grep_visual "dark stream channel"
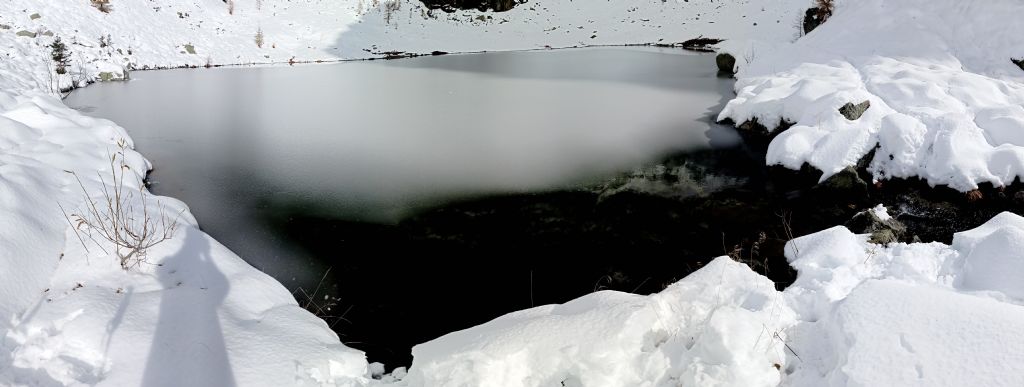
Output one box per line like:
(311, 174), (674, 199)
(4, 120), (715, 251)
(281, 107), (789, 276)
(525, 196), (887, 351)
(65, 47), (1017, 369)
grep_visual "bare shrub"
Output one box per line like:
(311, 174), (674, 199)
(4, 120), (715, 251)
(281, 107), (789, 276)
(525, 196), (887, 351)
(777, 210), (798, 258)
(292, 268), (351, 328)
(227, 0), (235, 15)
(254, 27), (264, 48)
(60, 140), (182, 270)
(91, 0), (112, 13)
(815, 0), (835, 13)
(383, 0), (401, 25)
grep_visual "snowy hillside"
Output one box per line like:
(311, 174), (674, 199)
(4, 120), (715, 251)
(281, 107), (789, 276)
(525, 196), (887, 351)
(0, 0), (806, 92)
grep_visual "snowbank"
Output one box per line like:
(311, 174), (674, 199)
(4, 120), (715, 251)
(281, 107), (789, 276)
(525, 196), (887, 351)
(718, 0), (1024, 191)
(0, 89), (368, 385)
(406, 257), (793, 387)
(402, 211), (1024, 386)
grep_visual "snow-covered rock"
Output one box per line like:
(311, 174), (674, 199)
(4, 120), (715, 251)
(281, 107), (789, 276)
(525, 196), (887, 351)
(718, 0), (1024, 191)
(951, 212), (1024, 300)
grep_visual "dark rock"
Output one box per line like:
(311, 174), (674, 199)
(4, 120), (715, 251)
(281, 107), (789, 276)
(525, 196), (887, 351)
(680, 37), (723, 52)
(0, 24), (10, 30)
(803, 6), (831, 35)
(420, 0), (525, 12)
(816, 166), (869, 195)
(839, 100), (871, 120)
(716, 53), (736, 75)
(728, 118), (794, 147)
(845, 206), (907, 245)
(431, 51), (449, 56)
(1014, 191), (1024, 205)
(1013, 58), (1024, 72)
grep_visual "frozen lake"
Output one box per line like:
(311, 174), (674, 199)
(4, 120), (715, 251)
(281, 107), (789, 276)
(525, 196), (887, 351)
(69, 47), (735, 221)
(67, 47), (740, 367)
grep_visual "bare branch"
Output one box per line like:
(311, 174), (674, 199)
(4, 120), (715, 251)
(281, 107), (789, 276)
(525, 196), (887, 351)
(59, 144), (180, 269)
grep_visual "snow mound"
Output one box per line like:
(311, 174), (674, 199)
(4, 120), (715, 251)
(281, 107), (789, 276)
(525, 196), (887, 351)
(718, 0), (1024, 190)
(406, 257), (795, 387)
(951, 212), (1024, 299)
(789, 279), (1024, 387)
(0, 89), (369, 386)
(400, 212), (1024, 387)
(781, 211), (1024, 387)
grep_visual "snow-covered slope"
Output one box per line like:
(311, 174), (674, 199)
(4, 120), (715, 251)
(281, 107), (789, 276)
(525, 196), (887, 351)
(718, 0), (1024, 191)
(0, 0), (807, 94)
(404, 212), (1024, 387)
(0, 91), (369, 385)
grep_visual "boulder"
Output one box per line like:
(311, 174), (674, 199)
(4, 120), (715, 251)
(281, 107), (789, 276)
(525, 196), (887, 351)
(845, 206), (907, 245)
(15, 30), (36, 38)
(29, 13), (41, 20)
(716, 53), (736, 75)
(816, 166), (868, 195)
(839, 100), (871, 120)
(802, 7), (831, 34)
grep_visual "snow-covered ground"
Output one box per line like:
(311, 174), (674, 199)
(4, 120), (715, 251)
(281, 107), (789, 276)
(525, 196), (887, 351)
(718, 0), (1024, 191)
(401, 211), (1024, 387)
(0, 0), (806, 94)
(3, 0), (1024, 386)
(0, 80), (368, 385)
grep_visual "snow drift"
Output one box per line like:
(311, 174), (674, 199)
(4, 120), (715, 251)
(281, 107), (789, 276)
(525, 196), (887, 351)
(0, 89), (368, 385)
(718, 0), (1024, 191)
(403, 211), (1024, 387)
